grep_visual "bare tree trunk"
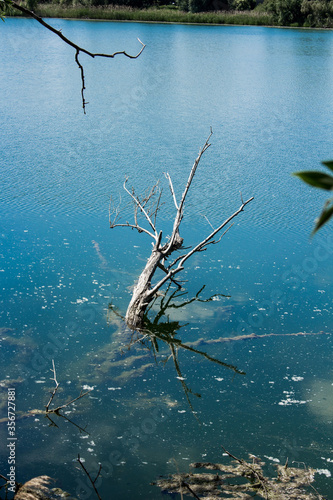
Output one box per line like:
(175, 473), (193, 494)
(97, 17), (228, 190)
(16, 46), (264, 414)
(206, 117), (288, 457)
(125, 245), (163, 329)
(110, 130), (254, 331)
(125, 230), (184, 329)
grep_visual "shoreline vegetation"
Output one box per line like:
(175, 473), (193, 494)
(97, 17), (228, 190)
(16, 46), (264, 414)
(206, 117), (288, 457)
(6, 0), (333, 28)
(13, 4), (276, 25)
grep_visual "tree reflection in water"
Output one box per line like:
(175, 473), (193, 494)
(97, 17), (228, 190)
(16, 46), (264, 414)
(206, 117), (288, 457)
(109, 283), (245, 417)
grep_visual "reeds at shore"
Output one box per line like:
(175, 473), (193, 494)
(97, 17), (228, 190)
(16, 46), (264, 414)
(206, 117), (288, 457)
(21, 4), (276, 26)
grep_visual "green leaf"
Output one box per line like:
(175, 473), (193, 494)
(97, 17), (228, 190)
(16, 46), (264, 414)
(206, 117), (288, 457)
(0, 0), (13, 17)
(294, 171), (333, 190)
(313, 202), (333, 235)
(322, 160), (333, 172)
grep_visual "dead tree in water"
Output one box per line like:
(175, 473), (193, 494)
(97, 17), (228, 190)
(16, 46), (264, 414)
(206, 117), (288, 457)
(110, 130), (254, 330)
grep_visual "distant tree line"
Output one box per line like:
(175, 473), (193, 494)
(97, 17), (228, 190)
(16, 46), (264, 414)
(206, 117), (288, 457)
(261, 0), (333, 27)
(7, 0), (333, 26)
(182, 0), (333, 25)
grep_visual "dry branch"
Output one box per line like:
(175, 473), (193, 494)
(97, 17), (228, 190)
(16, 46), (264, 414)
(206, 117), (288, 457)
(123, 177), (159, 239)
(77, 455), (102, 500)
(9, 1), (145, 113)
(0, 472), (20, 498)
(27, 360), (91, 434)
(109, 179), (162, 240)
(164, 129), (213, 256)
(44, 359), (59, 413)
(45, 359), (91, 415)
(146, 194), (253, 303)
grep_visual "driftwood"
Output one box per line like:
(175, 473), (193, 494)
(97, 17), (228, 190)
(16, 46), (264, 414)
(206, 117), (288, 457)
(13, 476), (76, 499)
(154, 448), (324, 500)
(110, 130), (253, 330)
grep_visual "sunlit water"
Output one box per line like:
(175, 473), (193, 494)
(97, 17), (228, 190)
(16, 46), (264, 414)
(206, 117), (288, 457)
(1, 19), (333, 499)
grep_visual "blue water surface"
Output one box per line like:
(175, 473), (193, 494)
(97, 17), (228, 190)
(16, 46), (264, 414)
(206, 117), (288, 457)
(1, 19), (333, 499)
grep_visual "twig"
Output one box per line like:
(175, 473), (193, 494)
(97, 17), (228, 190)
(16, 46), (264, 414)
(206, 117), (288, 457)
(75, 49), (88, 112)
(169, 343), (201, 423)
(45, 359), (59, 412)
(164, 128), (213, 255)
(77, 454), (102, 500)
(178, 196), (253, 266)
(110, 130), (254, 331)
(170, 459), (184, 500)
(45, 360), (91, 415)
(49, 390), (91, 415)
(221, 446), (269, 499)
(164, 172), (179, 210)
(123, 177), (158, 239)
(0, 472), (20, 495)
(157, 262), (183, 289)
(181, 481), (201, 500)
(44, 412), (89, 435)
(202, 214), (214, 230)
(110, 179), (166, 242)
(175, 341), (245, 375)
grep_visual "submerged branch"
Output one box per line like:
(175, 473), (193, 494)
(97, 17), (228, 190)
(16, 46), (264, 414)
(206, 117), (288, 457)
(29, 360), (92, 434)
(169, 342), (201, 421)
(45, 359), (60, 413)
(45, 359), (91, 415)
(154, 450), (323, 499)
(188, 330), (332, 349)
(175, 341), (245, 375)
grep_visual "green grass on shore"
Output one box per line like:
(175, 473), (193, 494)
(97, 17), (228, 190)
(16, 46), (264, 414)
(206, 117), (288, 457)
(31, 4), (275, 26)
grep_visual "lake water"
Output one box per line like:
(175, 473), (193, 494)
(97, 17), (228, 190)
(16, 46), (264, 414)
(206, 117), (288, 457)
(1, 18), (333, 499)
